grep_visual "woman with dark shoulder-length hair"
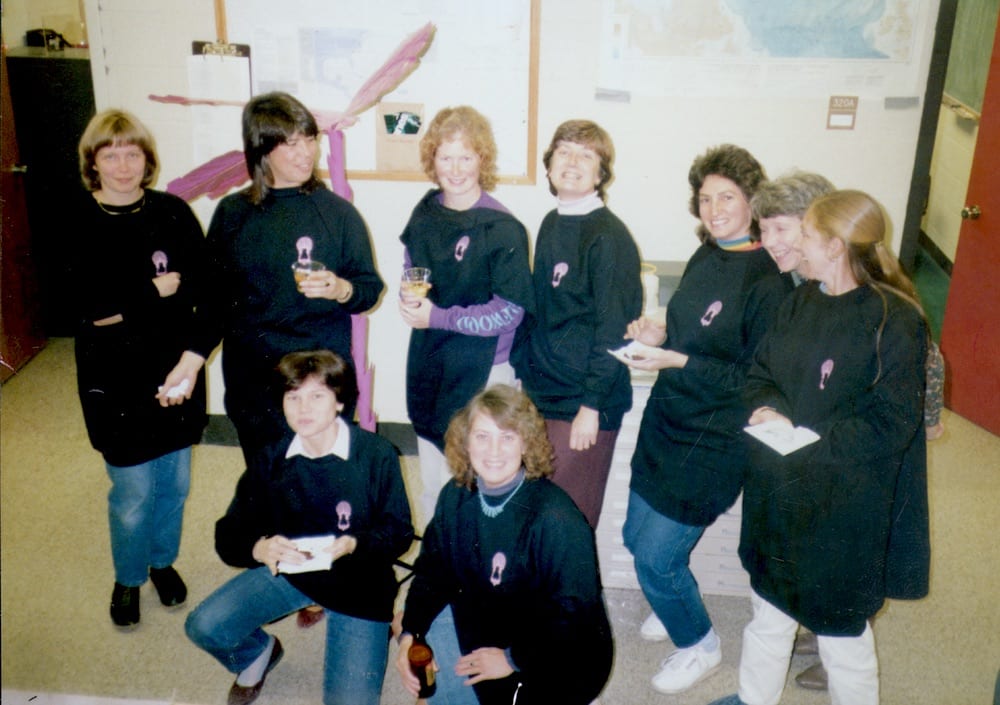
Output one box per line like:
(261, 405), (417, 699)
(619, 144), (792, 695)
(396, 384), (613, 705)
(158, 91), (384, 464)
(709, 190), (929, 705)
(71, 108), (207, 628)
(398, 105), (534, 527)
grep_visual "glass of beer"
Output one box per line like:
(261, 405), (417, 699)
(292, 260), (326, 292)
(400, 267), (431, 305)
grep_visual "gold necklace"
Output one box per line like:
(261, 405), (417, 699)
(95, 192), (146, 215)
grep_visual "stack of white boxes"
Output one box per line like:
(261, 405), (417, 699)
(594, 372), (750, 596)
(594, 259), (750, 598)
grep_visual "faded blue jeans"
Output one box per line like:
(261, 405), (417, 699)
(424, 605), (479, 704)
(106, 446), (190, 586)
(623, 490), (712, 648)
(185, 566), (390, 705)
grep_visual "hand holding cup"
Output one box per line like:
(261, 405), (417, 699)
(400, 267), (432, 308)
(292, 260), (327, 292)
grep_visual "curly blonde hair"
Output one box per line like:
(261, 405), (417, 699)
(444, 385), (553, 489)
(419, 106), (499, 191)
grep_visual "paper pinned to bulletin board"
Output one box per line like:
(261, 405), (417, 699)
(219, 0), (539, 184)
(187, 42), (252, 164)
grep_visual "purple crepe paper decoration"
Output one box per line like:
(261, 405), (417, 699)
(158, 22), (435, 202)
(327, 129), (375, 432)
(166, 150), (247, 202)
(155, 22), (435, 432)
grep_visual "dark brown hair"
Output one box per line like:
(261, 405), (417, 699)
(688, 144), (766, 243)
(277, 350), (358, 410)
(542, 120), (615, 201)
(242, 92), (322, 204)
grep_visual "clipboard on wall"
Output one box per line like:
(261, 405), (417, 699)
(187, 40), (252, 164)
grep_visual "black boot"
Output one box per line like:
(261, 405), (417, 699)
(149, 565), (187, 607)
(110, 583), (140, 628)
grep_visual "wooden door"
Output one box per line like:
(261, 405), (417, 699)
(1, 49), (47, 382)
(940, 20), (1000, 436)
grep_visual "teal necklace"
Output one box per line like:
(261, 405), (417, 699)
(478, 473), (526, 518)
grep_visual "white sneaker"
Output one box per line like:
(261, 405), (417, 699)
(651, 645), (722, 694)
(639, 613), (669, 642)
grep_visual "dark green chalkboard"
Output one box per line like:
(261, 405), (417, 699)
(943, 0), (1000, 113)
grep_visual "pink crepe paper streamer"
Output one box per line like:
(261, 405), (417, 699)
(166, 150), (247, 201)
(155, 23), (436, 429)
(153, 22), (434, 203)
(327, 128), (374, 432)
(326, 128), (353, 202)
(351, 314), (377, 432)
(330, 22), (436, 130)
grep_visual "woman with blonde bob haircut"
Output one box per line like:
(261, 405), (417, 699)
(400, 106), (534, 526)
(397, 384), (613, 705)
(78, 109), (159, 191)
(711, 190), (929, 705)
(70, 108), (206, 629)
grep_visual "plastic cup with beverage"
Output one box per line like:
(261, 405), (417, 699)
(400, 267), (431, 306)
(292, 260), (326, 292)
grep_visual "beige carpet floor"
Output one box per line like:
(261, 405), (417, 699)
(2, 338), (998, 704)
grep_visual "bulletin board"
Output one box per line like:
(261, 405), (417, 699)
(943, 0), (1000, 115)
(214, 0), (539, 184)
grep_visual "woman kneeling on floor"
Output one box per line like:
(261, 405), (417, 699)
(185, 350), (414, 705)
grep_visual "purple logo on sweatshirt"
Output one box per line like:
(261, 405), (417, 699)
(336, 500), (352, 531)
(489, 552), (507, 586)
(551, 262), (569, 287)
(700, 300), (723, 326)
(819, 359), (834, 390)
(296, 236), (315, 263)
(455, 235), (470, 261)
(151, 250), (169, 276)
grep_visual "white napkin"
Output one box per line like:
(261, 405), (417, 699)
(277, 535), (335, 574)
(744, 420), (820, 456)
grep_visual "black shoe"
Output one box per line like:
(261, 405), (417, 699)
(228, 638), (284, 705)
(149, 565), (187, 607)
(110, 583), (140, 628)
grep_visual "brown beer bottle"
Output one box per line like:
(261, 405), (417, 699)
(408, 635), (437, 698)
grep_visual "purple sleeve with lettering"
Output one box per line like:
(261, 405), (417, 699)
(429, 295), (524, 336)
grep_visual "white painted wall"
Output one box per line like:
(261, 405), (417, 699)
(79, 0), (942, 423)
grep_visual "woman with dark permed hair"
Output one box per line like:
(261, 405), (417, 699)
(619, 144), (792, 695)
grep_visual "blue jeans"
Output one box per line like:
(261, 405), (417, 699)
(185, 566), (389, 705)
(106, 447), (191, 586)
(623, 490), (712, 648)
(425, 606), (479, 704)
